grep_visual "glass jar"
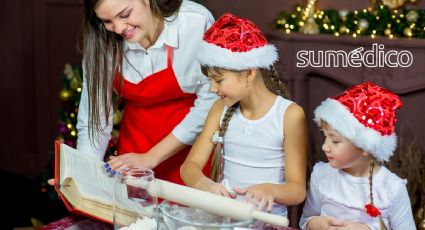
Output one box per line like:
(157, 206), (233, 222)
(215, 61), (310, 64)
(113, 167), (159, 230)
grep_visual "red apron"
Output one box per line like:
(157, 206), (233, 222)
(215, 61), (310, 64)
(113, 46), (209, 185)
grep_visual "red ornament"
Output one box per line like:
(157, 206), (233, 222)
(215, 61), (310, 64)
(365, 203), (381, 217)
(333, 82), (402, 136)
(203, 13), (269, 53)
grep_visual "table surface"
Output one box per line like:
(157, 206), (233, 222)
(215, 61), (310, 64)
(41, 215), (299, 230)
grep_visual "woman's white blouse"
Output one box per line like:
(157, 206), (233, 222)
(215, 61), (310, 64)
(76, 0), (217, 159)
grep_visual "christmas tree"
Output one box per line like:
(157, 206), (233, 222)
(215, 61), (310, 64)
(57, 63), (121, 156)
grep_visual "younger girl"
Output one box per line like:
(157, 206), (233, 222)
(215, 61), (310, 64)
(180, 13), (307, 216)
(300, 82), (415, 230)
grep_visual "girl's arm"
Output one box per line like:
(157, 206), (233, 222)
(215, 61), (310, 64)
(180, 100), (233, 197)
(275, 103), (308, 205)
(299, 164), (323, 230)
(388, 185), (416, 230)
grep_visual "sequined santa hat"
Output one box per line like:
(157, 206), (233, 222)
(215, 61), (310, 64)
(314, 82), (403, 161)
(197, 13), (278, 70)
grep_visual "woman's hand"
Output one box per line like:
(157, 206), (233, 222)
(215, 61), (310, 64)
(106, 153), (159, 173)
(233, 184), (275, 212)
(48, 153), (158, 185)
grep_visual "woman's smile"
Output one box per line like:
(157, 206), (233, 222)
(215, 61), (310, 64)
(122, 26), (136, 39)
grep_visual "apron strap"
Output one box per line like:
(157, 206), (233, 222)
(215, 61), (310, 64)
(167, 46), (172, 67)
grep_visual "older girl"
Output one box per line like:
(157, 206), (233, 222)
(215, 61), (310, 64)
(180, 13), (307, 215)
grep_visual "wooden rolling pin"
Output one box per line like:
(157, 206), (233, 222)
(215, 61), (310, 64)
(145, 179), (289, 227)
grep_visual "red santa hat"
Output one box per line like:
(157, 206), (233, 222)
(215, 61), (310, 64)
(314, 82), (403, 161)
(197, 13), (278, 70)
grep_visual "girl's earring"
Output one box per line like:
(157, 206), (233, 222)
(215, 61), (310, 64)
(245, 79), (250, 88)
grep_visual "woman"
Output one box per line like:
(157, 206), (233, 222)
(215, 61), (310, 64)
(77, 0), (216, 184)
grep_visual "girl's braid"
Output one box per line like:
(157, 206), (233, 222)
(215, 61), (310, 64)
(210, 103), (238, 182)
(268, 65), (287, 98)
(369, 160), (388, 230)
(369, 160), (375, 206)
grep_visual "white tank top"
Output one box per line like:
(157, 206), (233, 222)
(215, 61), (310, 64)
(219, 96), (293, 215)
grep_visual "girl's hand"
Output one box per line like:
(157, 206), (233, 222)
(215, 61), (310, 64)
(233, 184), (275, 212)
(106, 153), (159, 173)
(327, 219), (371, 230)
(196, 177), (236, 199)
(307, 216), (370, 230)
(307, 216), (342, 230)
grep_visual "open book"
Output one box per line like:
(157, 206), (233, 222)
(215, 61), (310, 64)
(54, 141), (152, 225)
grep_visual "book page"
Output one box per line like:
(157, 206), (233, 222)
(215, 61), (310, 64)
(60, 144), (116, 205)
(59, 144), (153, 217)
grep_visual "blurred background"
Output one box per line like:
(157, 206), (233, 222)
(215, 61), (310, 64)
(1, 0), (425, 229)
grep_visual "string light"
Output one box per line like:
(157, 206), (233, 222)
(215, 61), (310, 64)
(273, 3), (425, 39)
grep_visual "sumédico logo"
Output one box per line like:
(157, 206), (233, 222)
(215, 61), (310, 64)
(296, 43), (413, 68)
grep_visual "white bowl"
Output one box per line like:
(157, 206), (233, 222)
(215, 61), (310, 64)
(159, 201), (252, 230)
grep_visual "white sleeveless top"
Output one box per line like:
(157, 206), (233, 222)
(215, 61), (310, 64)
(219, 96), (293, 215)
